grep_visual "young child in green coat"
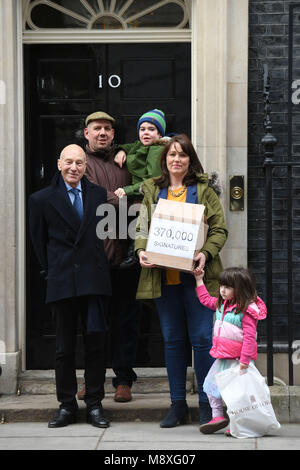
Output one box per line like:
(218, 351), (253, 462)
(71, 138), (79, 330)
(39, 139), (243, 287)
(114, 109), (168, 199)
(114, 109), (168, 268)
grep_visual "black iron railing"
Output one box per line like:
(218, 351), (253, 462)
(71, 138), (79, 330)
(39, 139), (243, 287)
(262, 64), (298, 386)
(262, 64), (276, 386)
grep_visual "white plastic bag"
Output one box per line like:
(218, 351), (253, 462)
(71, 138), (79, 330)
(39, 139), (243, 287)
(215, 362), (281, 438)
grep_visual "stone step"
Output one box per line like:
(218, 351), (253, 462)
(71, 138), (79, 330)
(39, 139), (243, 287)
(0, 387), (298, 424)
(0, 393), (198, 424)
(1, 368), (299, 424)
(17, 368), (195, 395)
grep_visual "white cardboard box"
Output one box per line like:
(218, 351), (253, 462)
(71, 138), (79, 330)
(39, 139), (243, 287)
(145, 198), (208, 272)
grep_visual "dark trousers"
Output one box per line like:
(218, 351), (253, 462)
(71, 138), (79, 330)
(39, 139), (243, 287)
(109, 266), (140, 388)
(52, 296), (107, 411)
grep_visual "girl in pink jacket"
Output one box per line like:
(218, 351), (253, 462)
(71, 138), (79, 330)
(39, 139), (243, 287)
(194, 266), (267, 435)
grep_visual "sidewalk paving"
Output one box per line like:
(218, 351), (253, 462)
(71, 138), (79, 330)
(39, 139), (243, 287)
(1, 374), (300, 453)
(0, 421), (299, 451)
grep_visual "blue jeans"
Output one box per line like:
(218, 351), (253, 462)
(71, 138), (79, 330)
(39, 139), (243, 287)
(155, 282), (214, 403)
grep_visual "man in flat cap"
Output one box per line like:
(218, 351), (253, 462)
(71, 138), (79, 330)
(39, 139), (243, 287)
(77, 111), (139, 403)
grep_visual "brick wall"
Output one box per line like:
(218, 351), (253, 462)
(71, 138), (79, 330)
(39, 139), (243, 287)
(248, 0), (300, 345)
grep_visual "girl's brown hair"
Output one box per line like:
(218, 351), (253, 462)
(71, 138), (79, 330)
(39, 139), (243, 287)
(154, 134), (204, 188)
(216, 267), (257, 314)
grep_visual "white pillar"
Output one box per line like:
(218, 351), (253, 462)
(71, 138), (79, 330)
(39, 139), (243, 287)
(0, 0), (23, 393)
(191, 0), (249, 267)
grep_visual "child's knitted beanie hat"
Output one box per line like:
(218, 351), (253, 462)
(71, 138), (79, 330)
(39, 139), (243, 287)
(137, 109), (166, 137)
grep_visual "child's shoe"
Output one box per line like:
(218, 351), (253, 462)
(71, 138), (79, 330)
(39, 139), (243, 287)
(199, 416), (229, 434)
(119, 240), (138, 270)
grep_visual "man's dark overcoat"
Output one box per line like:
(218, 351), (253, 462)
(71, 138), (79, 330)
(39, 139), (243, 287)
(28, 173), (111, 303)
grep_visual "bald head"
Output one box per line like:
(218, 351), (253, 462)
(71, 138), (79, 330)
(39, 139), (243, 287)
(58, 144), (86, 188)
(59, 144), (86, 161)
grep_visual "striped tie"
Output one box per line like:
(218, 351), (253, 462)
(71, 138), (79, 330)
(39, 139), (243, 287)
(70, 188), (83, 220)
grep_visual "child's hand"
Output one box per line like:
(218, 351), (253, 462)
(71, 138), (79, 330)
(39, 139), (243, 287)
(114, 188), (126, 198)
(239, 362), (249, 374)
(114, 150), (127, 168)
(193, 266), (205, 286)
(193, 252), (206, 286)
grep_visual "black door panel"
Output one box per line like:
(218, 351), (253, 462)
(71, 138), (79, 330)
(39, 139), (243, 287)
(25, 42), (191, 369)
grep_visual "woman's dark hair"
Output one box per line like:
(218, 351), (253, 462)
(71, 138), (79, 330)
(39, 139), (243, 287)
(216, 267), (257, 314)
(154, 134), (204, 188)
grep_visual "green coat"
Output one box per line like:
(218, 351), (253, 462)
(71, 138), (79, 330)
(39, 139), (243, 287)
(134, 175), (228, 299)
(117, 140), (165, 198)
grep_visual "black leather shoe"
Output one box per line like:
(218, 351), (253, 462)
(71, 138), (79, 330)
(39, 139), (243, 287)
(48, 408), (77, 428)
(160, 400), (191, 428)
(87, 406), (110, 428)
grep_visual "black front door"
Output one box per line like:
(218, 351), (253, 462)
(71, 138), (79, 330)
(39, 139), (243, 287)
(25, 42), (191, 369)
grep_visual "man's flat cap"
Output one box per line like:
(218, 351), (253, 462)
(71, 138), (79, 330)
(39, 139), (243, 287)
(85, 111), (115, 126)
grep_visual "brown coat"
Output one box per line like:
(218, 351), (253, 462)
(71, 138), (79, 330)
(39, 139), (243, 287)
(85, 145), (131, 266)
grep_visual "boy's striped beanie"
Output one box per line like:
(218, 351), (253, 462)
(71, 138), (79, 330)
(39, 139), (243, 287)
(137, 109), (166, 137)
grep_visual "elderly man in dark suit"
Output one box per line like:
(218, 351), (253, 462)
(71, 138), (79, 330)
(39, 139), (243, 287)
(28, 144), (111, 428)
